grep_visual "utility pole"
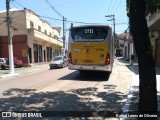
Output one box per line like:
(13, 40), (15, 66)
(105, 15), (117, 58)
(63, 16), (66, 56)
(6, 0), (14, 74)
(105, 15), (115, 40)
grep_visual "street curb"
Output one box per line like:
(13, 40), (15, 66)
(1, 73), (20, 78)
(119, 65), (138, 120)
(120, 65), (160, 119)
(0, 67), (49, 79)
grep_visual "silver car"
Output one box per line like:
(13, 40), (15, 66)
(49, 56), (68, 69)
(0, 58), (9, 70)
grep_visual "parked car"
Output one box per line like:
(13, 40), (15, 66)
(0, 58), (9, 70)
(13, 57), (23, 68)
(49, 56), (68, 69)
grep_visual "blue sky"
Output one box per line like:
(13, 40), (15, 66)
(0, 0), (128, 37)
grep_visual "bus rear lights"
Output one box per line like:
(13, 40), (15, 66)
(68, 52), (72, 63)
(105, 52), (110, 64)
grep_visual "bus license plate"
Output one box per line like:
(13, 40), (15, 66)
(84, 60), (92, 63)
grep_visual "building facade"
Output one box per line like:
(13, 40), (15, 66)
(147, 9), (160, 65)
(117, 33), (127, 58)
(0, 8), (63, 65)
(122, 9), (160, 65)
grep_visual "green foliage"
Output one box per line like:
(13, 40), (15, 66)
(146, 0), (160, 14)
(126, 0), (130, 17)
(126, 0), (160, 16)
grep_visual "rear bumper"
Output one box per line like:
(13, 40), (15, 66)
(49, 63), (63, 68)
(0, 64), (9, 68)
(68, 63), (112, 72)
(15, 63), (23, 67)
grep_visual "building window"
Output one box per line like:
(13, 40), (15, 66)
(45, 30), (47, 35)
(54, 35), (58, 40)
(38, 25), (41, 31)
(49, 32), (51, 37)
(30, 21), (34, 28)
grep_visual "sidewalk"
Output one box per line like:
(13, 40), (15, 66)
(119, 58), (160, 120)
(0, 63), (49, 78)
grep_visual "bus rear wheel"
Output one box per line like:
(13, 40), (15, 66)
(1, 65), (6, 70)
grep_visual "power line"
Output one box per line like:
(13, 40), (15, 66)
(40, 15), (128, 25)
(106, 0), (113, 16)
(117, 10), (127, 21)
(108, 0), (117, 14)
(113, 0), (123, 14)
(18, 0), (40, 12)
(54, 0), (81, 7)
(44, 0), (63, 18)
(6, 0), (128, 33)
(11, 1), (18, 8)
(40, 15), (63, 21)
(39, 15), (97, 24)
(44, 0), (65, 52)
(12, 0), (26, 8)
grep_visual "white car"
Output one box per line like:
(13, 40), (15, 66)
(0, 58), (9, 70)
(49, 56), (68, 69)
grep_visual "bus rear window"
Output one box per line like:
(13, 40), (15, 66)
(71, 26), (109, 42)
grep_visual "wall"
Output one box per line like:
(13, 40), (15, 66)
(0, 9), (27, 36)
(0, 35), (28, 64)
(26, 9), (61, 42)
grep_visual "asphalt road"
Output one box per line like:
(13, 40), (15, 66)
(0, 60), (132, 119)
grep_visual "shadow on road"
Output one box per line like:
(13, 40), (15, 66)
(0, 85), (128, 119)
(58, 71), (110, 81)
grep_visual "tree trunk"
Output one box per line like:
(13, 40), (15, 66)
(129, 0), (157, 119)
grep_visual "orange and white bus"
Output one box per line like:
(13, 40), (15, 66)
(68, 24), (114, 74)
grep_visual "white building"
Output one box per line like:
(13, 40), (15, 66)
(147, 9), (160, 65)
(0, 8), (63, 65)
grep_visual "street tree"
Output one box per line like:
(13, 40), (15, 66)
(126, 0), (160, 119)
